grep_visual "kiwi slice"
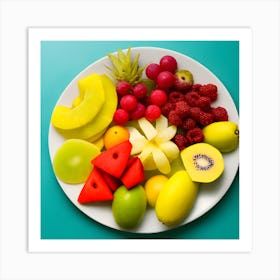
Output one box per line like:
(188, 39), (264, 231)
(180, 143), (224, 183)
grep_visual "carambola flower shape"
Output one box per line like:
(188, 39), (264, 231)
(126, 115), (179, 174)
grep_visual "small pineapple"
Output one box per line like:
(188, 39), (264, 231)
(105, 47), (145, 86)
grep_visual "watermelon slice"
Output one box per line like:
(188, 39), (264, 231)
(78, 167), (113, 203)
(98, 169), (121, 192)
(121, 157), (145, 189)
(92, 141), (132, 178)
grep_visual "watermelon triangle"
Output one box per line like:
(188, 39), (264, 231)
(78, 167), (113, 203)
(92, 141), (132, 178)
(121, 157), (145, 189)
(98, 168), (121, 192)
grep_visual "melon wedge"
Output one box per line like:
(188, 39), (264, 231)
(51, 73), (105, 130)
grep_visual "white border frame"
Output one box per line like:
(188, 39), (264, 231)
(28, 27), (252, 253)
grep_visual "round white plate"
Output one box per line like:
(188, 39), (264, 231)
(48, 47), (239, 233)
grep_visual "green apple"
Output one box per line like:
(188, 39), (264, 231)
(52, 139), (100, 184)
(112, 185), (147, 229)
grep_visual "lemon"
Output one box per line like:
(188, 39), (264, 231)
(144, 175), (168, 207)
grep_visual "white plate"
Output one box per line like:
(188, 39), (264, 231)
(48, 47), (239, 233)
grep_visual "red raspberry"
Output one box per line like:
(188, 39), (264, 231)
(113, 109), (129, 125)
(186, 127), (204, 145)
(168, 110), (182, 126)
(181, 118), (197, 131)
(175, 101), (190, 118)
(189, 107), (201, 121)
(185, 91), (200, 107)
(150, 89), (168, 107)
(145, 105), (161, 121)
(172, 134), (188, 150)
(191, 84), (202, 92)
(211, 106), (229, 121)
(199, 111), (214, 126)
(199, 84), (218, 102)
(168, 91), (185, 103)
(161, 102), (176, 117)
(196, 96), (211, 111)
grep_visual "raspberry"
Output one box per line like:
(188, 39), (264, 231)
(189, 107), (201, 121)
(186, 127), (204, 145)
(168, 110), (182, 126)
(168, 91), (185, 103)
(150, 89), (168, 107)
(181, 118), (197, 131)
(211, 106), (229, 121)
(120, 95), (138, 112)
(199, 111), (214, 126)
(185, 91), (200, 107)
(196, 96), (211, 111)
(145, 104), (161, 121)
(113, 109), (129, 125)
(130, 102), (146, 120)
(175, 101), (190, 118)
(161, 102), (176, 117)
(172, 134), (188, 150)
(199, 84), (218, 102)
(191, 84), (202, 92)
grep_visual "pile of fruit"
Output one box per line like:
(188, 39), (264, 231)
(51, 48), (239, 230)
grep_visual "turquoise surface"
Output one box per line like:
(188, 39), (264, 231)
(41, 41), (239, 239)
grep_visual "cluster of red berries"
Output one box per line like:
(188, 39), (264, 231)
(162, 83), (229, 150)
(112, 54), (229, 152)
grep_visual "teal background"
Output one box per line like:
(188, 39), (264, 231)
(41, 41), (239, 239)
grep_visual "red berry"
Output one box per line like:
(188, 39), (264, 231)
(130, 102), (146, 120)
(191, 84), (202, 92)
(186, 127), (204, 145)
(189, 107), (201, 121)
(172, 134), (188, 150)
(185, 91), (200, 107)
(199, 111), (214, 126)
(160, 55), (178, 73)
(156, 71), (175, 90)
(168, 91), (185, 103)
(211, 106), (229, 121)
(132, 83), (148, 100)
(150, 89), (168, 107)
(161, 102), (176, 117)
(196, 96), (211, 111)
(145, 63), (161, 80)
(199, 84), (218, 102)
(168, 110), (182, 126)
(181, 118), (197, 131)
(120, 95), (138, 112)
(145, 105), (161, 121)
(175, 101), (190, 118)
(116, 81), (131, 96)
(113, 109), (129, 125)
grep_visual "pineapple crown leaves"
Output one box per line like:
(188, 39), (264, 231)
(105, 47), (146, 85)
